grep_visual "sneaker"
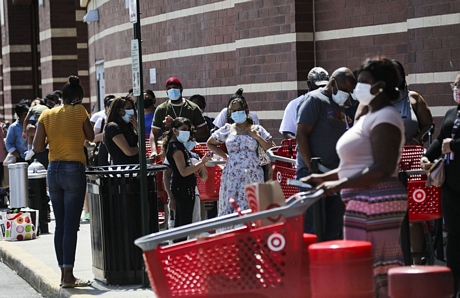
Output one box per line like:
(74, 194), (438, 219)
(81, 213), (90, 221)
(25, 150), (35, 161)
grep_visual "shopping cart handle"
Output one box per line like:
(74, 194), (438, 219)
(401, 169), (425, 175)
(134, 189), (324, 251)
(287, 179), (313, 189)
(266, 146), (296, 164)
(204, 160), (227, 167)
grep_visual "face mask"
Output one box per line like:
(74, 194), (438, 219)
(176, 130), (190, 143)
(167, 89), (181, 101)
(231, 110), (247, 124)
(144, 98), (154, 109)
(354, 82), (382, 105)
(453, 86), (460, 104)
(121, 109), (134, 123)
(332, 81), (350, 106)
(184, 140), (196, 151)
(71, 99), (82, 105)
(350, 90), (358, 101)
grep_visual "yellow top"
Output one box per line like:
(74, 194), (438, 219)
(38, 104), (88, 165)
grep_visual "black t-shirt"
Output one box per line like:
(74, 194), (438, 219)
(166, 141), (196, 189)
(104, 122), (139, 165)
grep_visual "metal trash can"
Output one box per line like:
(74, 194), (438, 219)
(86, 164), (167, 285)
(28, 160), (50, 234)
(8, 162), (29, 208)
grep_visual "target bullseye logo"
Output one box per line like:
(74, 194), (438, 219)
(267, 233), (285, 252)
(276, 171), (282, 183)
(412, 189), (426, 203)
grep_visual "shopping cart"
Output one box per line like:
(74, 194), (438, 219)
(135, 189), (324, 298)
(145, 136), (169, 229)
(398, 145), (443, 265)
(191, 143), (227, 202)
(266, 139), (298, 198)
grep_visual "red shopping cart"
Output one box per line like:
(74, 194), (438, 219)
(398, 145), (443, 265)
(267, 139), (298, 199)
(135, 189), (323, 298)
(191, 143), (227, 202)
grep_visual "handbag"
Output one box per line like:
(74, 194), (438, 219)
(257, 144), (271, 166)
(426, 158), (445, 187)
(88, 118), (105, 167)
(3, 153), (16, 165)
(4, 211), (37, 241)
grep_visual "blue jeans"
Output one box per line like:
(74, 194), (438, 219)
(296, 167), (344, 240)
(47, 161), (86, 268)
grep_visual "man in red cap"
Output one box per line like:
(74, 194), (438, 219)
(149, 77), (208, 158)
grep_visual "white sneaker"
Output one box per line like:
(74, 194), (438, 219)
(25, 150), (35, 161)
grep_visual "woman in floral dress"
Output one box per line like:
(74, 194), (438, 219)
(207, 89), (273, 216)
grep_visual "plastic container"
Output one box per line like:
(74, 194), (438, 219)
(27, 159), (49, 234)
(86, 164), (168, 285)
(388, 266), (453, 298)
(135, 190), (324, 298)
(8, 162), (29, 208)
(309, 240), (375, 298)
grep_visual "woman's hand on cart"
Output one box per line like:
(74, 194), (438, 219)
(300, 173), (327, 188)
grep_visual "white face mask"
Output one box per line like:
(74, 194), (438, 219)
(332, 80), (350, 106)
(453, 86), (460, 104)
(354, 82), (382, 105)
(121, 109), (134, 123)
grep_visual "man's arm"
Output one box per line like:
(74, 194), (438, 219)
(195, 124), (209, 139)
(149, 127), (161, 157)
(296, 123), (314, 170)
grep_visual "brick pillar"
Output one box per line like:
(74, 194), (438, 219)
(75, 1), (90, 111)
(38, 0), (78, 96)
(1, 0), (37, 121)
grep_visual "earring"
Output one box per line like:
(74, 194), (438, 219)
(379, 88), (383, 93)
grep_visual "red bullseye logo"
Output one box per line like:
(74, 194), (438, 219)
(412, 189), (426, 203)
(266, 203), (282, 223)
(267, 233), (285, 252)
(245, 186), (259, 212)
(276, 171), (282, 183)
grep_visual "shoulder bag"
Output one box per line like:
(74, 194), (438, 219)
(426, 157), (445, 187)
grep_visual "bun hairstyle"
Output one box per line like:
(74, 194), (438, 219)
(62, 75), (84, 104)
(359, 57), (401, 101)
(226, 88), (254, 124)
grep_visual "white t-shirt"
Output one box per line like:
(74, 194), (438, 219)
(94, 116), (106, 131)
(279, 94), (305, 135)
(213, 107), (259, 128)
(90, 110), (106, 124)
(336, 106), (404, 179)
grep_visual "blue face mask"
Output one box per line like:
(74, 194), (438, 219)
(167, 88), (181, 101)
(231, 110), (247, 124)
(184, 140), (196, 151)
(176, 130), (190, 143)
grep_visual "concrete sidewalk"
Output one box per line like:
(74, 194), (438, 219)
(0, 214), (156, 298)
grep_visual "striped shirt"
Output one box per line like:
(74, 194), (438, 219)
(38, 104), (88, 165)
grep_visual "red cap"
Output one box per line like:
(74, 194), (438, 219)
(165, 77), (182, 89)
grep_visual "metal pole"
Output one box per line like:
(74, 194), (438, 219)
(132, 0), (156, 288)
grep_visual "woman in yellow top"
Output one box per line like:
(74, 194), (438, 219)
(34, 76), (94, 288)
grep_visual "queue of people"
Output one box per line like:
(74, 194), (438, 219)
(4, 59), (456, 297)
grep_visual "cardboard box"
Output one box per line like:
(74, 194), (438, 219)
(244, 181), (286, 227)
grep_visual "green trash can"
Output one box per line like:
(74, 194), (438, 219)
(86, 164), (167, 285)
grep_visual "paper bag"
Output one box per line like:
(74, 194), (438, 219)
(244, 181), (286, 227)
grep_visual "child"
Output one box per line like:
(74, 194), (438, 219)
(22, 98), (49, 160)
(162, 117), (212, 241)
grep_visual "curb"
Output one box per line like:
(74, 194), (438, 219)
(0, 240), (92, 298)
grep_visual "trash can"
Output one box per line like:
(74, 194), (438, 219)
(8, 162), (29, 208)
(28, 160), (50, 234)
(86, 164), (167, 285)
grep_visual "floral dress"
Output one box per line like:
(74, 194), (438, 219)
(211, 123), (271, 216)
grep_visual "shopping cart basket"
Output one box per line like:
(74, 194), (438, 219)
(267, 139), (297, 199)
(135, 189), (324, 298)
(192, 143), (227, 202)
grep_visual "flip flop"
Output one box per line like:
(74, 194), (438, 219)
(61, 278), (92, 288)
